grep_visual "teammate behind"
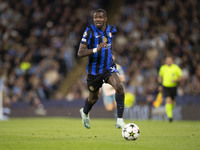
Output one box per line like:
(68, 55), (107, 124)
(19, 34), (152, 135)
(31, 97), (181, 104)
(101, 58), (125, 121)
(78, 9), (126, 129)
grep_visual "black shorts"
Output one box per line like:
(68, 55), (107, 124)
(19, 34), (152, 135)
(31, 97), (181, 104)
(163, 86), (177, 100)
(87, 68), (117, 92)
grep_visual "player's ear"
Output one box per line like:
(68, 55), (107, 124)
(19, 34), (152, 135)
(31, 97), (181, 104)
(105, 16), (107, 22)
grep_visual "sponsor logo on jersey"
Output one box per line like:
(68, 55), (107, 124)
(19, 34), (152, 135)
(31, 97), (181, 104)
(110, 66), (115, 72)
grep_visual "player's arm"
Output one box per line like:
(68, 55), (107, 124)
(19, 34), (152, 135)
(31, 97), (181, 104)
(172, 66), (183, 83)
(158, 66), (163, 85)
(158, 67), (163, 92)
(177, 76), (183, 82)
(158, 76), (162, 84)
(118, 65), (125, 83)
(172, 75), (183, 83)
(120, 75), (125, 83)
(111, 25), (118, 54)
(157, 76), (163, 92)
(78, 43), (108, 58)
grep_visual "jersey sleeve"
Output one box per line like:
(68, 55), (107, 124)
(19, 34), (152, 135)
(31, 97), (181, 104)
(112, 25), (117, 34)
(80, 27), (91, 46)
(110, 25), (117, 37)
(176, 66), (182, 77)
(112, 26), (117, 36)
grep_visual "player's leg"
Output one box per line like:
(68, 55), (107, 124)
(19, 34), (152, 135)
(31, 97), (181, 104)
(166, 87), (177, 122)
(80, 90), (99, 129)
(165, 96), (173, 122)
(172, 100), (176, 109)
(104, 101), (115, 111)
(80, 74), (103, 128)
(103, 93), (115, 111)
(103, 94), (117, 119)
(84, 90), (99, 114)
(107, 72), (125, 128)
(163, 87), (174, 122)
(172, 87), (177, 109)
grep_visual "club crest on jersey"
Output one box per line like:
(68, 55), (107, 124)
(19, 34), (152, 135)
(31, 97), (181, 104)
(103, 36), (107, 42)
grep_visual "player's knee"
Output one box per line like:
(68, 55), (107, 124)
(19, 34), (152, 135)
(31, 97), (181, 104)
(115, 83), (124, 94)
(105, 104), (114, 111)
(166, 97), (173, 104)
(106, 107), (113, 111)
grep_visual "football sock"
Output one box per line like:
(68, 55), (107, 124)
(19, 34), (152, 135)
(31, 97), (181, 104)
(116, 94), (124, 118)
(165, 103), (173, 119)
(83, 98), (95, 115)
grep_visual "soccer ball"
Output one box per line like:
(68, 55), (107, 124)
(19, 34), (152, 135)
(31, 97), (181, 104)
(122, 123), (140, 141)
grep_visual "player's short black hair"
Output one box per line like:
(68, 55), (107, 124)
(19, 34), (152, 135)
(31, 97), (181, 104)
(94, 8), (107, 17)
(166, 55), (174, 60)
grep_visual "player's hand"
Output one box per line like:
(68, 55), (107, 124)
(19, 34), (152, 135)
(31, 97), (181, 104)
(172, 79), (177, 83)
(97, 42), (108, 51)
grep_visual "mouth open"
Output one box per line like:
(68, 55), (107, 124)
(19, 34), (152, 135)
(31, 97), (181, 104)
(95, 22), (102, 26)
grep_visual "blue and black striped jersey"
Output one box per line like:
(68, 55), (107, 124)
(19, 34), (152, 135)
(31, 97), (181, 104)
(80, 24), (117, 75)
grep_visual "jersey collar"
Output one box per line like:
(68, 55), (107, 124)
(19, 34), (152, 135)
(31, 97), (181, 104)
(93, 24), (108, 33)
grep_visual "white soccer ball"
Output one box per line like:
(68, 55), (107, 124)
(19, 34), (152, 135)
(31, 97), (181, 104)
(122, 123), (140, 141)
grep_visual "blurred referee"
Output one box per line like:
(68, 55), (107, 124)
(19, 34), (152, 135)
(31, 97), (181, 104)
(158, 56), (183, 122)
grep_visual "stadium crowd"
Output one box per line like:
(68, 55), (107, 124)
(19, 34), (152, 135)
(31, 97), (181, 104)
(66, 0), (200, 101)
(0, 0), (106, 108)
(0, 0), (200, 106)
(113, 0), (200, 99)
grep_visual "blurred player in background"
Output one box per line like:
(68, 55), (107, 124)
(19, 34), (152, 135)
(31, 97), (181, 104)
(158, 56), (183, 122)
(78, 9), (126, 129)
(101, 56), (125, 121)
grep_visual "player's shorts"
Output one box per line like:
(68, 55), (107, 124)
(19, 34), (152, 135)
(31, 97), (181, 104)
(102, 92), (115, 105)
(162, 86), (177, 100)
(87, 66), (118, 92)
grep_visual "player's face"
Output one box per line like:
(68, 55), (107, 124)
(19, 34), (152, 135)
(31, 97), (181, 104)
(93, 12), (107, 29)
(166, 57), (173, 66)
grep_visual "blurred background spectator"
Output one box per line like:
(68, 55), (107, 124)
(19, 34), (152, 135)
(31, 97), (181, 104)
(0, 0), (200, 109)
(0, 0), (106, 113)
(65, 0), (200, 102)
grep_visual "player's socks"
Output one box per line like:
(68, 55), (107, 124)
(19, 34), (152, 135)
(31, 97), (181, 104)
(83, 98), (95, 115)
(165, 103), (173, 120)
(115, 94), (124, 118)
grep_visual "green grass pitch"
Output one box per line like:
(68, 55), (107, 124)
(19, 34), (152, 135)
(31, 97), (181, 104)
(0, 118), (200, 150)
